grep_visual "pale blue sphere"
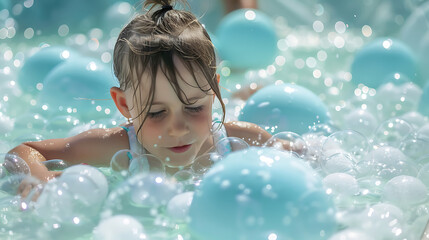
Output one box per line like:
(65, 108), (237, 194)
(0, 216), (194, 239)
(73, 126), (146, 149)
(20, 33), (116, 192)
(216, 9), (278, 70)
(38, 57), (118, 120)
(189, 147), (337, 240)
(351, 38), (421, 88)
(238, 83), (331, 134)
(18, 46), (79, 94)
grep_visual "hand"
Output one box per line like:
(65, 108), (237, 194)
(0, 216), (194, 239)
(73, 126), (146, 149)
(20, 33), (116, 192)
(18, 171), (62, 202)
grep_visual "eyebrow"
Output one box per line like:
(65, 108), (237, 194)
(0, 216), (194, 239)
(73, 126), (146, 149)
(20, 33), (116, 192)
(151, 94), (208, 106)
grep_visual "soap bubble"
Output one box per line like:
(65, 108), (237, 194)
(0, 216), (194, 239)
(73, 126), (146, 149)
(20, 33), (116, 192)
(329, 229), (374, 240)
(215, 137), (249, 157)
(2, 153), (30, 175)
(322, 130), (369, 163)
(307, 124), (338, 136)
(373, 118), (413, 147)
(102, 173), (182, 221)
(399, 111), (427, 130)
(417, 163), (429, 189)
(111, 149), (134, 174)
(368, 146), (418, 180)
(399, 137), (429, 160)
(190, 152), (222, 176)
(93, 215), (147, 240)
(42, 159), (69, 171)
(263, 131), (308, 158)
(321, 153), (356, 175)
(382, 175), (427, 208)
(344, 109), (378, 137)
(348, 203), (405, 240)
(323, 173), (359, 197)
(128, 154), (165, 177)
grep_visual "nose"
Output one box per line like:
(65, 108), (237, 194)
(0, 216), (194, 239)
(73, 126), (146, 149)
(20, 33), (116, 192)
(167, 113), (190, 138)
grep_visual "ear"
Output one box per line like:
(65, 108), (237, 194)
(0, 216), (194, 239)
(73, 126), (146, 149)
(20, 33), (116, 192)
(110, 87), (132, 118)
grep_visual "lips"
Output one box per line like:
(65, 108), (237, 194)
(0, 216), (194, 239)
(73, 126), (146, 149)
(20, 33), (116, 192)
(169, 144), (192, 153)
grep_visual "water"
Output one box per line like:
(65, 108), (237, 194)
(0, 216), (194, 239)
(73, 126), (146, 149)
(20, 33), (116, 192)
(1, 0), (429, 239)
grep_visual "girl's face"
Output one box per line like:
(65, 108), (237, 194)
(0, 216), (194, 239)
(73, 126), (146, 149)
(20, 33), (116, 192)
(125, 56), (214, 168)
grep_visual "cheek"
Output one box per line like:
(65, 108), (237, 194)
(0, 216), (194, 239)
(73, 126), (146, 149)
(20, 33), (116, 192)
(137, 120), (163, 145)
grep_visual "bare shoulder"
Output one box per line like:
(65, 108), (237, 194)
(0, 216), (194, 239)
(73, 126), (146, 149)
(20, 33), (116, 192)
(223, 121), (272, 146)
(24, 127), (130, 166)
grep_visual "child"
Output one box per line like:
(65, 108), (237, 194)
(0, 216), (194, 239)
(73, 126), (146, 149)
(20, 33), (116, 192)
(7, 0), (291, 193)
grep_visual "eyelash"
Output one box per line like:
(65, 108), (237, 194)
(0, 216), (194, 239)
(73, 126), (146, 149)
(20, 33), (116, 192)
(147, 106), (204, 119)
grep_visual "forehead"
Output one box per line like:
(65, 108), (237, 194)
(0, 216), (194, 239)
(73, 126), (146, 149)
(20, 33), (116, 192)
(135, 55), (211, 102)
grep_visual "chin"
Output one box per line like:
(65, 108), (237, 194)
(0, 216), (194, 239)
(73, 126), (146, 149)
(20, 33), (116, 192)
(163, 153), (197, 168)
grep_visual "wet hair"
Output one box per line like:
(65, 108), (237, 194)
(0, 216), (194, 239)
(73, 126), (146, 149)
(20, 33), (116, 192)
(113, 0), (225, 135)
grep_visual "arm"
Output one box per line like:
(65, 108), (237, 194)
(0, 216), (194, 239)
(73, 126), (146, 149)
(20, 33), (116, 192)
(6, 127), (130, 182)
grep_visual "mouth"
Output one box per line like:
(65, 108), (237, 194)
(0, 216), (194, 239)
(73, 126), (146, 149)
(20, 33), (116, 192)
(168, 144), (192, 153)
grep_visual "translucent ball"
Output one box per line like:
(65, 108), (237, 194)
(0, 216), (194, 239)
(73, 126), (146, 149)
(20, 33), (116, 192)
(189, 147), (336, 240)
(368, 146), (418, 180)
(351, 203), (404, 240)
(399, 137), (429, 160)
(215, 137), (249, 157)
(351, 38), (421, 89)
(263, 131), (308, 158)
(102, 173), (182, 221)
(373, 118), (413, 147)
(17, 46), (78, 94)
(190, 152), (222, 176)
(344, 109), (378, 137)
(323, 173), (359, 197)
(322, 130), (369, 162)
(399, 111), (427, 129)
(322, 153), (356, 175)
(0, 114), (14, 135)
(417, 163), (429, 188)
(216, 9), (278, 69)
(239, 83), (331, 135)
(14, 113), (47, 131)
(166, 191), (194, 223)
(2, 153), (30, 175)
(93, 215), (146, 240)
(37, 57), (118, 121)
(128, 154), (165, 177)
(60, 165), (109, 205)
(42, 159), (69, 171)
(382, 175), (427, 207)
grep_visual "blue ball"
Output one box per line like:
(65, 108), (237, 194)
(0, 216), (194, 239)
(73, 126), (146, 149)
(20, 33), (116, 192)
(38, 57), (118, 121)
(238, 83), (331, 134)
(216, 9), (278, 70)
(351, 38), (421, 88)
(189, 147), (337, 240)
(18, 46), (79, 94)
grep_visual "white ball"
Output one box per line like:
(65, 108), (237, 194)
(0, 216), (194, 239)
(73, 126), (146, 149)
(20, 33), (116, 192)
(382, 175), (428, 207)
(166, 191), (194, 222)
(323, 173), (359, 196)
(329, 229), (374, 240)
(344, 109), (378, 137)
(61, 165), (108, 202)
(93, 215), (146, 240)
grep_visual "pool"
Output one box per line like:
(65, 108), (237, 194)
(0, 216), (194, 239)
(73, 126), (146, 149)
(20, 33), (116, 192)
(1, 0), (429, 239)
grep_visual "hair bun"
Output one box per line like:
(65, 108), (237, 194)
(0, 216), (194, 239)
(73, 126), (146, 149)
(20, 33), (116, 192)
(143, 0), (174, 11)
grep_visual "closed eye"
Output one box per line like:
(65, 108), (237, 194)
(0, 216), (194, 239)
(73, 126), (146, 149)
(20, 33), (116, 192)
(186, 106), (204, 113)
(147, 110), (165, 119)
